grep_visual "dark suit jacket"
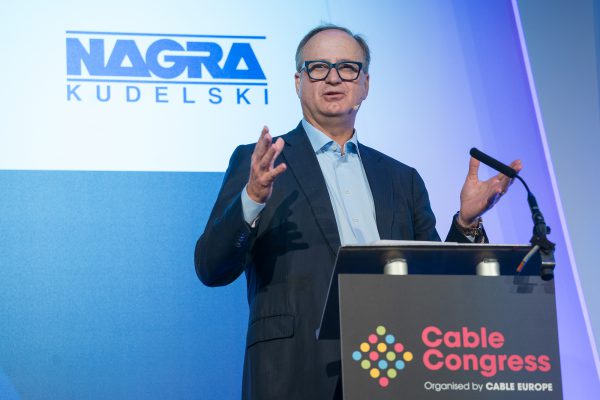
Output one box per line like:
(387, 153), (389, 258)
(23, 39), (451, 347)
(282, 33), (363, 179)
(195, 122), (470, 399)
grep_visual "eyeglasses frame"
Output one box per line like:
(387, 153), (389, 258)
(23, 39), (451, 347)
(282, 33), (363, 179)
(300, 60), (364, 82)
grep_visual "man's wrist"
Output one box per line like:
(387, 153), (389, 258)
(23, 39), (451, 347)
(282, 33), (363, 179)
(457, 211), (479, 228)
(241, 185), (266, 226)
(454, 211), (483, 238)
(246, 184), (264, 204)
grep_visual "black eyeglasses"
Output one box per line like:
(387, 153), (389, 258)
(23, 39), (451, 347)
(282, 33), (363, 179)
(300, 60), (363, 81)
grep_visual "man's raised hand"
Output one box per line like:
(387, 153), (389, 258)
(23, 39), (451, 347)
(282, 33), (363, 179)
(458, 157), (523, 227)
(246, 126), (287, 204)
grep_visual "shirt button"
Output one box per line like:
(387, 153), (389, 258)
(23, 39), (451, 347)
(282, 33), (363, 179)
(345, 190), (350, 195)
(353, 218), (359, 223)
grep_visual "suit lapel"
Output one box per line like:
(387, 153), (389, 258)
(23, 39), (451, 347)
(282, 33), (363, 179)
(359, 144), (394, 240)
(281, 123), (340, 255)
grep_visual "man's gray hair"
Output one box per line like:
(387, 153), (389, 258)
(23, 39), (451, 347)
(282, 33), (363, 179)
(295, 24), (371, 73)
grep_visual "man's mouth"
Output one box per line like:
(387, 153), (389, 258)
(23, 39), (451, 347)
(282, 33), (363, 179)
(322, 91), (345, 100)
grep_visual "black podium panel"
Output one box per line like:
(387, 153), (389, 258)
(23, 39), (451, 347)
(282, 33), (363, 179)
(318, 243), (539, 340)
(339, 275), (562, 400)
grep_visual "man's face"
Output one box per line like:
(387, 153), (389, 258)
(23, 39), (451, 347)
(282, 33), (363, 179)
(295, 29), (369, 127)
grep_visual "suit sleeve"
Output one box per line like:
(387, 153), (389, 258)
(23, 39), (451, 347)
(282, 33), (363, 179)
(410, 168), (442, 241)
(194, 145), (256, 287)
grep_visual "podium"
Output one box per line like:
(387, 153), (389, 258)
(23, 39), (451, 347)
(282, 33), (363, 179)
(317, 242), (563, 399)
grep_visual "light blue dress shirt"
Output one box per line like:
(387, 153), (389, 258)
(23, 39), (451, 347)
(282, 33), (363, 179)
(241, 120), (380, 245)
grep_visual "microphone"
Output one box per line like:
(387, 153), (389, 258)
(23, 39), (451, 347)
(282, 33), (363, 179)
(468, 148), (556, 280)
(470, 148), (517, 178)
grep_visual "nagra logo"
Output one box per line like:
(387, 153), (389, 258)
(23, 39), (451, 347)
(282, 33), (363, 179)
(65, 31), (269, 105)
(421, 326), (551, 377)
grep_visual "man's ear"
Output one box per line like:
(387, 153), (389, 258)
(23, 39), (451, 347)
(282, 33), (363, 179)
(294, 72), (301, 97)
(362, 72), (370, 100)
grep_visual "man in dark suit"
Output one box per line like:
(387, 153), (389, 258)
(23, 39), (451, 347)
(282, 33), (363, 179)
(195, 25), (521, 399)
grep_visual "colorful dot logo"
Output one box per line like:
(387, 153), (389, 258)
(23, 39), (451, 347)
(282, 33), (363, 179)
(351, 325), (413, 388)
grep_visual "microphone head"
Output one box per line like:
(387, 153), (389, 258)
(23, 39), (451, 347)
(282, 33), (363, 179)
(469, 147), (517, 178)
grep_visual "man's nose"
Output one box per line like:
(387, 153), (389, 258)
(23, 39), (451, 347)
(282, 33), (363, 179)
(325, 66), (342, 83)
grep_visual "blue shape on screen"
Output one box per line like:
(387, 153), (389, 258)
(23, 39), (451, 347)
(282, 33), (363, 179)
(0, 171), (247, 399)
(0, 370), (20, 400)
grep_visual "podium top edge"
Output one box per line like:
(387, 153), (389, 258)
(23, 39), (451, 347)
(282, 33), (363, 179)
(343, 241), (532, 248)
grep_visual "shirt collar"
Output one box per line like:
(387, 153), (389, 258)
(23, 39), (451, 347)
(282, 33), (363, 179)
(301, 119), (359, 155)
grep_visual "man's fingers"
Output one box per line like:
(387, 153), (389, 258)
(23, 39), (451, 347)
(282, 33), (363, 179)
(257, 139), (282, 169)
(495, 171), (509, 186)
(509, 159), (523, 173)
(256, 137), (285, 170)
(497, 159), (522, 179)
(266, 163), (287, 181)
(269, 138), (285, 168)
(495, 159), (522, 191)
(255, 162), (286, 187)
(257, 144), (276, 170)
(253, 126), (271, 161)
(467, 157), (480, 180)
